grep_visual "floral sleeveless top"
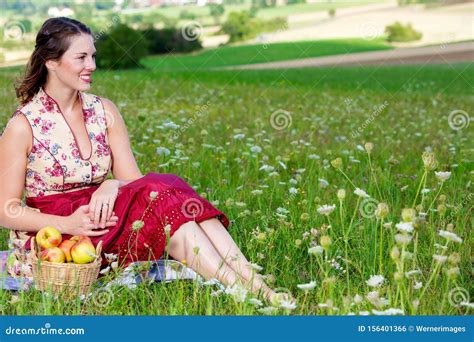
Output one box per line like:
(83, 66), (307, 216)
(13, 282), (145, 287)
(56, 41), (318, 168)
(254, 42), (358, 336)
(6, 87), (112, 282)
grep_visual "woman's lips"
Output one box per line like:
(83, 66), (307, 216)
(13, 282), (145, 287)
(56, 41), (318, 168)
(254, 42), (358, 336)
(79, 75), (92, 83)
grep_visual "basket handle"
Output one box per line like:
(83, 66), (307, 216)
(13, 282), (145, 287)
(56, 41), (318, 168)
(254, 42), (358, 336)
(95, 240), (103, 261)
(30, 237), (41, 260)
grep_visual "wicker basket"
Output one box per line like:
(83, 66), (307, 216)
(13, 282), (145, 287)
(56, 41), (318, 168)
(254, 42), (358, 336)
(31, 237), (103, 298)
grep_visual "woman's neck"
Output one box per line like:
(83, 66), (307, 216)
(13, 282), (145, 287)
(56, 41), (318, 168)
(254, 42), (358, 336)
(43, 82), (80, 116)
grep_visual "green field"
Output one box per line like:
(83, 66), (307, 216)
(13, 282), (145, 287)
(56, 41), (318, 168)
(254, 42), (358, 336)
(142, 38), (392, 70)
(0, 41), (472, 315)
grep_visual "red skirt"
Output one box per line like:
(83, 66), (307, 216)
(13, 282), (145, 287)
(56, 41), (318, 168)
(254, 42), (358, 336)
(24, 173), (230, 268)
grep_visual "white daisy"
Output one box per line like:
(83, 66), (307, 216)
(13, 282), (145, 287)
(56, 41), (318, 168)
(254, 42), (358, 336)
(297, 281), (316, 291)
(435, 171), (451, 182)
(439, 230), (463, 243)
(366, 275), (385, 287)
(354, 188), (370, 198)
(317, 204), (336, 216)
(308, 246), (324, 255)
(433, 254), (448, 263)
(395, 222), (414, 233)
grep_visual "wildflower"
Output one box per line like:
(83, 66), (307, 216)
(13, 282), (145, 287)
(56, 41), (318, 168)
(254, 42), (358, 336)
(337, 189), (346, 200)
(434, 171), (451, 182)
(364, 142), (374, 153)
(372, 308), (404, 316)
(320, 236), (332, 250)
(383, 222), (392, 229)
(224, 284), (248, 302)
(433, 254), (448, 264)
(331, 157), (343, 169)
(366, 291), (388, 308)
(150, 191), (158, 200)
(233, 133), (245, 140)
(104, 253), (118, 262)
(289, 187), (298, 195)
(99, 266), (111, 275)
(111, 261), (118, 269)
(251, 189), (264, 195)
(250, 146), (262, 153)
(164, 224), (172, 235)
(375, 203), (389, 219)
(156, 147), (171, 156)
(395, 222), (414, 233)
(405, 270), (422, 278)
(413, 281), (423, 290)
(132, 220), (145, 232)
(319, 178), (329, 188)
(300, 213), (310, 221)
(248, 298), (263, 307)
(439, 230), (463, 243)
(446, 267), (460, 279)
(354, 188), (370, 198)
(295, 239), (302, 247)
(211, 290), (223, 297)
(279, 300), (297, 310)
(359, 311), (370, 316)
(422, 151), (437, 170)
(401, 208), (416, 222)
(317, 204), (336, 216)
(308, 246), (324, 255)
(297, 281), (316, 291)
(448, 252), (461, 265)
(366, 275), (385, 287)
(395, 234), (413, 245)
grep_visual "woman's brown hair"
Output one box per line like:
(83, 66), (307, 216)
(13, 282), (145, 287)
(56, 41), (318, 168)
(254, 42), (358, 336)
(15, 17), (92, 105)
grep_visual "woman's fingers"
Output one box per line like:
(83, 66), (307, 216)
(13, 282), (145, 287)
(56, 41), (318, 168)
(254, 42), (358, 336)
(86, 229), (110, 237)
(93, 201), (102, 226)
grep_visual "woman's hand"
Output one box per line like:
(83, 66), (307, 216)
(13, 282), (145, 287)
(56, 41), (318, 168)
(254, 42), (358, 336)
(65, 205), (118, 236)
(89, 179), (120, 229)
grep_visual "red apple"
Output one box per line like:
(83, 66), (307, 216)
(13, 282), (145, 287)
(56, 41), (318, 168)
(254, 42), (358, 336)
(58, 239), (77, 263)
(40, 247), (66, 263)
(36, 226), (62, 250)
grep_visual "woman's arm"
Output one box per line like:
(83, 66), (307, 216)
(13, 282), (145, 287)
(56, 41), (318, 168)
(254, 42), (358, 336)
(0, 114), (70, 233)
(102, 98), (143, 184)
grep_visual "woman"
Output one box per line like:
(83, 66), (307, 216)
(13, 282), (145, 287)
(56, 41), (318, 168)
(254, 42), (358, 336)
(0, 17), (286, 304)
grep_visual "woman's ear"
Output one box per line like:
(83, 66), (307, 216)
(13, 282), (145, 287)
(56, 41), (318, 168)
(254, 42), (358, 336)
(45, 59), (58, 71)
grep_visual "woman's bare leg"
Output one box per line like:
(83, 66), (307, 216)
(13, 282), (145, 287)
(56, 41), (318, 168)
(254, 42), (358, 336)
(168, 221), (271, 298)
(196, 218), (277, 301)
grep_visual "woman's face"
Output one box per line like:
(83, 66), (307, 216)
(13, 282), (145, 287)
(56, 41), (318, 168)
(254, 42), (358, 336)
(46, 33), (96, 92)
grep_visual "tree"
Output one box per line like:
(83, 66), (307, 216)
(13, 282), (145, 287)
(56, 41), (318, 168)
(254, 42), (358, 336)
(209, 4), (225, 25)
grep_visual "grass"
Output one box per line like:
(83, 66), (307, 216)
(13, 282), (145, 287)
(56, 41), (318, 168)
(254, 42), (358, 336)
(0, 48), (472, 315)
(142, 38), (392, 71)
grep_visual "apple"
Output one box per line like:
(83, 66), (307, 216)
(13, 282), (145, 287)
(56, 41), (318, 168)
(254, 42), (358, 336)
(58, 239), (77, 263)
(36, 226), (62, 250)
(70, 236), (97, 264)
(40, 247), (66, 263)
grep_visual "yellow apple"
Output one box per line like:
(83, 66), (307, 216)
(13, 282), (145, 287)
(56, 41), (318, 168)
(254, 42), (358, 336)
(71, 236), (97, 264)
(40, 247), (66, 263)
(36, 226), (62, 250)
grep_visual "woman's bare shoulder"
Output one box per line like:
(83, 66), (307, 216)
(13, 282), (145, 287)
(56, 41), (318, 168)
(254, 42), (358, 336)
(1, 112), (33, 155)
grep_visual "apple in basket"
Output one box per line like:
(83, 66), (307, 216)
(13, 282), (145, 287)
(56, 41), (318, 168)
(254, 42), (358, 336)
(70, 236), (97, 264)
(40, 247), (66, 263)
(36, 226), (62, 250)
(58, 239), (77, 263)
